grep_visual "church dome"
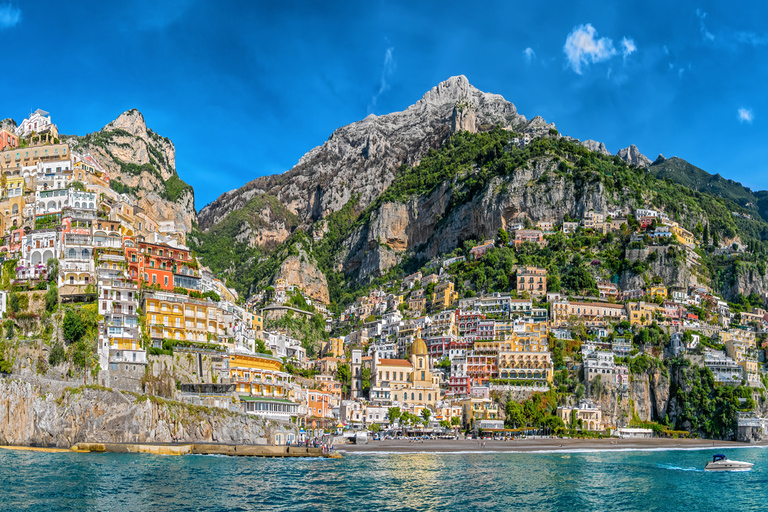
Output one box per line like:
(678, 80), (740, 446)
(411, 336), (428, 356)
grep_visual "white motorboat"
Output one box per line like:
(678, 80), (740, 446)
(704, 454), (754, 471)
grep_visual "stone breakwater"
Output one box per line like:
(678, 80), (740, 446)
(0, 375), (289, 448)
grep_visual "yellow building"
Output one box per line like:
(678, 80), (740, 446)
(144, 291), (226, 344)
(229, 352), (291, 397)
(649, 286), (668, 300)
(230, 352), (299, 419)
(254, 312), (263, 337)
(557, 399), (603, 431)
(626, 301), (660, 326)
(0, 195), (25, 234)
(721, 329), (760, 387)
(371, 337), (442, 410)
(322, 337), (344, 358)
(459, 397), (500, 429)
(670, 223), (695, 247)
(2, 175), (24, 199)
(432, 281), (458, 310)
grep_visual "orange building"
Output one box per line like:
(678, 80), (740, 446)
(129, 240), (200, 291)
(0, 130), (17, 151)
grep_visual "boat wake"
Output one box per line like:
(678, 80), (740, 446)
(655, 463), (704, 472)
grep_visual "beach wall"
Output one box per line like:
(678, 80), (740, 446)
(0, 374), (294, 448)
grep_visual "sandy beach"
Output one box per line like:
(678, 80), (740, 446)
(339, 437), (763, 454)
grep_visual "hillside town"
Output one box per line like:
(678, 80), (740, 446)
(1, 110), (767, 445)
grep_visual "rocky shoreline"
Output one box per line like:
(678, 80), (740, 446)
(0, 374), (291, 448)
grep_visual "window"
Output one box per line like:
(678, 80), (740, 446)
(164, 276), (168, 286)
(152, 275), (157, 284)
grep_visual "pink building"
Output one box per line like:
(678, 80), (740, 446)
(469, 240), (495, 260)
(514, 230), (545, 247)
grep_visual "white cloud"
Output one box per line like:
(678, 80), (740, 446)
(736, 31), (768, 46)
(621, 37), (636, 59)
(0, 3), (21, 29)
(563, 24), (617, 74)
(523, 47), (536, 63)
(738, 108), (753, 124)
(368, 47), (395, 112)
(663, 45), (669, 55)
(696, 9), (715, 41)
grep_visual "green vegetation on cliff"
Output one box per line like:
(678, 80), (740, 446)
(194, 128), (768, 307)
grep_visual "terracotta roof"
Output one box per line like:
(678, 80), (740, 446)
(378, 359), (412, 367)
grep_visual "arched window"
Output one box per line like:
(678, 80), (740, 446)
(411, 393), (414, 401)
(428, 393), (431, 401)
(419, 393), (422, 401)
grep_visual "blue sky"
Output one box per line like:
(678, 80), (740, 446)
(2, 1), (768, 210)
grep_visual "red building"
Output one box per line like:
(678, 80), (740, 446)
(0, 130), (17, 151)
(456, 309), (486, 337)
(466, 353), (497, 386)
(127, 240), (200, 291)
(449, 375), (470, 397)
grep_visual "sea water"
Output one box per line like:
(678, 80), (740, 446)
(2, 446), (767, 511)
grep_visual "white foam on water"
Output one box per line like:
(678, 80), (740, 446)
(341, 445), (764, 456)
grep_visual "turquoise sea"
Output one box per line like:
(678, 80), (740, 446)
(2, 446), (767, 511)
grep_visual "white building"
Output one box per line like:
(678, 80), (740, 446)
(15, 109), (55, 138)
(21, 228), (59, 266)
(98, 273), (145, 369)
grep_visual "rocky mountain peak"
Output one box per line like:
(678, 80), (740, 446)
(617, 144), (652, 168)
(70, 109), (193, 231)
(0, 118), (17, 132)
(104, 109), (148, 138)
(581, 139), (610, 156)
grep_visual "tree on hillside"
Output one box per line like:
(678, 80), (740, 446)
(337, 363), (351, 396)
(496, 228), (509, 247)
(63, 309), (85, 345)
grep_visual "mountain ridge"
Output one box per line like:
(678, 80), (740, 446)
(196, 75), (555, 237)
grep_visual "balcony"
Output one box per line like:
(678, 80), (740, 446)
(63, 234), (92, 246)
(109, 349), (147, 365)
(99, 253), (124, 262)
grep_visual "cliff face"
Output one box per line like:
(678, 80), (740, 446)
(69, 109), (196, 232)
(198, 75), (556, 246)
(273, 247), (330, 304)
(0, 376), (277, 447)
(620, 246), (695, 290)
(340, 156), (615, 281)
(725, 265), (768, 301)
